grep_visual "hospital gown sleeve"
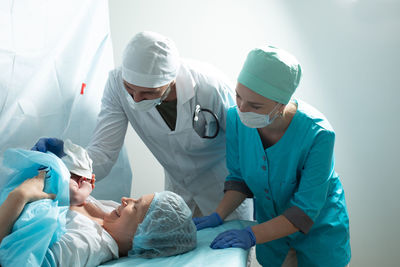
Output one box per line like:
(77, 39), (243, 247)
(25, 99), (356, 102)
(283, 130), (336, 234)
(224, 108), (253, 198)
(86, 72), (129, 180)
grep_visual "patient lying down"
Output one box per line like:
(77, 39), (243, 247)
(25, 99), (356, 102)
(70, 191), (196, 258)
(63, 140), (197, 258)
(0, 141), (197, 267)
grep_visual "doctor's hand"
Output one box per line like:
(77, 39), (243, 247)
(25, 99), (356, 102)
(210, 226), (256, 250)
(31, 137), (66, 158)
(193, 212), (223, 230)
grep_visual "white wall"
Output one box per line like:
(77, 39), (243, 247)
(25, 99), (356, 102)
(108, 0), (400, 266)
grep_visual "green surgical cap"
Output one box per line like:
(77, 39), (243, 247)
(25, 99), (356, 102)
(237, 46), (302, 104)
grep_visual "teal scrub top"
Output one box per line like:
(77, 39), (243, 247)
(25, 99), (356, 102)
(225, 100), (351, 267)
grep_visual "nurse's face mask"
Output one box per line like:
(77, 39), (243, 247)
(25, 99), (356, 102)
(125, 82), (172, 112)
(237, 103), (281, 128)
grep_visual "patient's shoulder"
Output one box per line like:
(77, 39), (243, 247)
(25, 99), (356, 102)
(69, 203), (104, 226)
(49, 210), (119, 266)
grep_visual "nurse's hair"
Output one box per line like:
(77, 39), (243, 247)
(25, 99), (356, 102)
(128, 191), (197, 258)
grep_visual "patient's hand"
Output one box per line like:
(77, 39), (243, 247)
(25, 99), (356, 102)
(0, 171), (55, 244)
(69, 175), (93, 206)
(12, 171), (56, 203)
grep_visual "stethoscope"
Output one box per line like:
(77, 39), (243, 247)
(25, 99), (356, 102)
(192, 104), (220, 139)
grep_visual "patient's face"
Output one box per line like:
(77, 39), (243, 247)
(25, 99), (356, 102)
(103, 193), (155, 255)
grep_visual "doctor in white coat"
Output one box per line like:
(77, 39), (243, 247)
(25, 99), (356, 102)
(86, 31), (252, 219)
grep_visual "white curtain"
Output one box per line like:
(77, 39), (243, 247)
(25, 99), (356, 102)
(0, 0), (132, 201)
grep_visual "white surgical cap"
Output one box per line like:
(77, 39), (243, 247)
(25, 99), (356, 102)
(122, 31), (180, 88)
(62, 139), (93, 179)
(129, 191), (197, 258)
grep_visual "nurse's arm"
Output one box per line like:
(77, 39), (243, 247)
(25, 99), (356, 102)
(251, 215), (299, 244)
(215, 190), (247, 219)
(0, 171), (55, 244)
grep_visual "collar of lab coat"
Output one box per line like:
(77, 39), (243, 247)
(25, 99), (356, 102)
(175, 61), (196, 106)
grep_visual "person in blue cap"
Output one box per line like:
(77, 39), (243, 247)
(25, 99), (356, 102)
(193, 46), (351, 267)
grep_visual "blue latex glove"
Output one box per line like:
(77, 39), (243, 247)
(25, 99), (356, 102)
(192, 212), (223, 230)
(210, 226), (256, 250)
(31, 138), (66, 158)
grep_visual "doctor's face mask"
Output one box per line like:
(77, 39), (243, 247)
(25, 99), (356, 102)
(124, 81), (172, 112)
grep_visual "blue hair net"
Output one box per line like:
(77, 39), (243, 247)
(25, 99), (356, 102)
(128, 191), (197, 258)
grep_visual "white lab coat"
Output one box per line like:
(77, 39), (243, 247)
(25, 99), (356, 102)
(87, 59), (252, 219)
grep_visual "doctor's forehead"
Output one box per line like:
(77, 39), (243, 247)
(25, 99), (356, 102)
(123, 80), (158, 92)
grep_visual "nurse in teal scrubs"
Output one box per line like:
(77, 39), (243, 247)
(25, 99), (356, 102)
(193, 46), (351, 267)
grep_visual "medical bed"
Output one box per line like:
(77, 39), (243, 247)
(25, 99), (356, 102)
(99, 220), (257, 267)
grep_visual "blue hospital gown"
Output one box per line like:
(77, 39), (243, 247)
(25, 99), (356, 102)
(0, 149), (70, 267)
(225, 99), (351, 267)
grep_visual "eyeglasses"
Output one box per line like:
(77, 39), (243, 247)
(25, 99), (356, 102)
(192, 104), (220, 139)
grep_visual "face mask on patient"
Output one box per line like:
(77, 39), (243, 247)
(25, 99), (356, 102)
(103, 191), (197, 257)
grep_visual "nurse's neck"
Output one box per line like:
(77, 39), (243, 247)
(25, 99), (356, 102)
(257, 102), (297, 147)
